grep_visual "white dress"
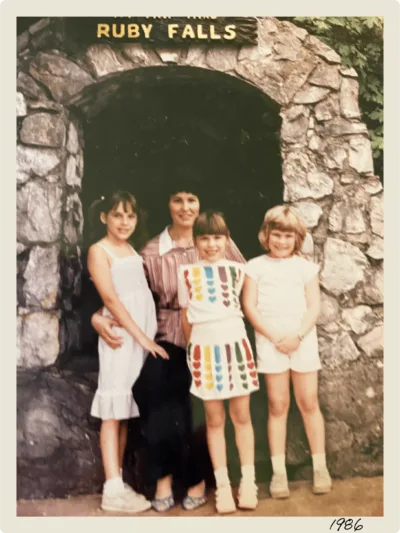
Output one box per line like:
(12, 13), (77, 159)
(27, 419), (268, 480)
(246, 254), (321, 374)
(90, 243), (157, 420)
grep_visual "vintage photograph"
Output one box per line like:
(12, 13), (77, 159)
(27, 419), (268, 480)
(15, 15), (384, 518)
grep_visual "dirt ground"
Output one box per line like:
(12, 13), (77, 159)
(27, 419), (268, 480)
(17, 476), (383, 517)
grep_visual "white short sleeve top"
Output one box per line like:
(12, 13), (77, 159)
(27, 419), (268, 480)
(178, 260), (245, 324)
(245, 254), (319, 325)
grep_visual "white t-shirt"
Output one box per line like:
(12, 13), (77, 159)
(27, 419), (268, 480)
(178, 260), (245, 325)
(246, 254), (320, 334)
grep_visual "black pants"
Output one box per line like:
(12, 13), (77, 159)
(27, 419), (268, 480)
(133, 342), (205, 489)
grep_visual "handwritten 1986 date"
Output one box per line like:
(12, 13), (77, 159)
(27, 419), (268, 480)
(330, 518), (363, 531)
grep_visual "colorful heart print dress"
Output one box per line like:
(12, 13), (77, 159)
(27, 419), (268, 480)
(178, 260), (259, 400)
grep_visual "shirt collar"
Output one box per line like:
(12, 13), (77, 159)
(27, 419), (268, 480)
(159, 226), (195, 256)
(159, 226), (175, 256)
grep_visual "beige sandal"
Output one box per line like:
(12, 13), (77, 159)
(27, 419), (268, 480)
(215, 485), (236, 514)
(238, 480), (258, 510)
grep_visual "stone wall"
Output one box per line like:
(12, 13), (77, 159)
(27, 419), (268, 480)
(16, 16), (383, 484)
(17, 27), (85, 365)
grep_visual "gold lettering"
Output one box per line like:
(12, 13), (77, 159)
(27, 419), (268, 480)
(112, 24), (125, 38)
(127, 24), (140, 38)
(182, 24), (196, 39)
(97, 24), (110, 38)
(210, 25), (221, 40)
(168, 24), (179, 38)
(197, 24), (208, 39)
(223, 25), (236, 40)
(142, 24), (153, 38)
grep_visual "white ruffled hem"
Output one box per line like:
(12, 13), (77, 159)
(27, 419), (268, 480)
(90, 390), (139, 420)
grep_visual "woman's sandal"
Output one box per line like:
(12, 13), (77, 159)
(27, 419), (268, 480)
(215, 485), (236, 514)
(151, 494), (175, 512)
(182, 492), (207, 511)
(237, 480), (258, 510)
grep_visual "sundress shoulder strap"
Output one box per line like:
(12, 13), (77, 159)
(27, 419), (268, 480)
(97, 242), (117, 259)
(127, 244), (138, 256)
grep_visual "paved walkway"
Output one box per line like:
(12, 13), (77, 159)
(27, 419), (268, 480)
(17, 476), (383, 517)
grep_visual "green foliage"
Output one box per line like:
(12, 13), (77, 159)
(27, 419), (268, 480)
(279, 17), (383, 178)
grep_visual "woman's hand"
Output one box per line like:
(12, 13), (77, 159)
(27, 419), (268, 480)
(140, 337), (169, 360)
(91, 313), (124, 349)
(275, 335), (301, 356)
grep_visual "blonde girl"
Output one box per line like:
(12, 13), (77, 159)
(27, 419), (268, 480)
(178, 211), (259, 514)
(242, 205), (332, 499)
(88, 191), (168, 513)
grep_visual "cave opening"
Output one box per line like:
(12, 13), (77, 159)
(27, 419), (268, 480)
(81, 67), (283, 259)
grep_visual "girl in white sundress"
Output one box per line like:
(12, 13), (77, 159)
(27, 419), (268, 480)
(178, 211), (259, 515)
(88, 191), (168, 513)
(242, 205), (332, 501)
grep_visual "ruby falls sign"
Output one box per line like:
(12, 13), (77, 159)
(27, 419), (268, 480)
(64, 17), (258, 45)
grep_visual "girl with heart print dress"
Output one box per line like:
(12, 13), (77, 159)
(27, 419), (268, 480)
(178, 211), (259, 515)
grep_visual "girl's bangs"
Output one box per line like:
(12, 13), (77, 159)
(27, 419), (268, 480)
(270, 219), (298, 233)
(194, 213), (229, 238)
(110, 196), (137, 214)
(269, 212), (300, 233)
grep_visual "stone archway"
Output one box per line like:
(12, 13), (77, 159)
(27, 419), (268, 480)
(17, 17), (383, 491)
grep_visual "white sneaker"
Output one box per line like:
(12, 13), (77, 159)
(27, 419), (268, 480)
(313, 468), (332, 494)
(123, 483), (148, 501)
(270, 474), (290, 499)
(101, 486), (151, 513)
(215, 484), (236, 514)
(238, 480), (258, 509)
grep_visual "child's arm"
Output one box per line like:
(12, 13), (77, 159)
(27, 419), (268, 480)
(275, 274), (321, 355)
(88, 245), (168, 359)
(242, 275), (283, 345)
(181, 308), (192, 345)
(299, 274), (321, 337)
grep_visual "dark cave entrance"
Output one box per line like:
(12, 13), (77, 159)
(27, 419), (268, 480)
(81, 67), (283, 260)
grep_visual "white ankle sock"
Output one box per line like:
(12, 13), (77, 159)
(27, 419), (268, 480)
(104, 476), (124, 494)
(312, 453), (327, 472)
(271, 455), (287, 476)
(241, 464), (255, 483)
(120, 468), (123, 479)
(214, 467), (230, 487)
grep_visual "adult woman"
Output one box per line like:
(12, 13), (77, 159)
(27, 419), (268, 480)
(92, 183), (244, 511)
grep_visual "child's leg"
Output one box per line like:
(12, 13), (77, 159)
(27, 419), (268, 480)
(229, 395), (258, 509)
(291, 371), (325, 454)
(100, 419), (121, 480)
(265, 371), (291, 465)
(229, 395), (254, 468)
(291, 370), (332, 493)
(99, 419), (151, 512)
(118, 420), (128, 471)
(204, 400), (227, 470)
(204, 399), (235, 513)
(265, 371), (291, 498)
